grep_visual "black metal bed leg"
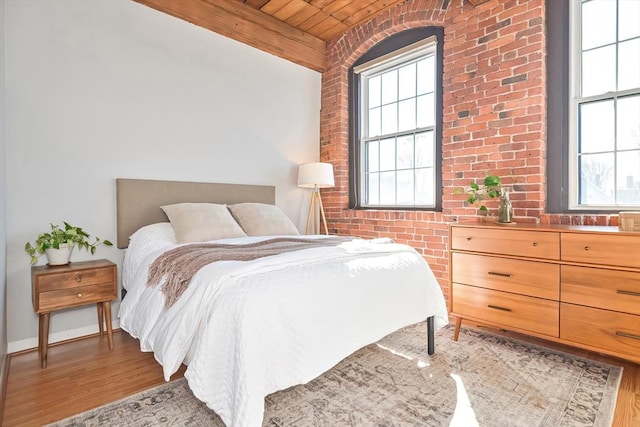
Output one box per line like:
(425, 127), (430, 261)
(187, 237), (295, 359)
(427, 315), (435, 355)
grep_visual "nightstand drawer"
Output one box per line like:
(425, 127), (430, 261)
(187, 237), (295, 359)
(452, 252), (559, 300)
(37, 266), (115, 292)
(450, 227), (559, 260)
(561, 265), (640, 315)
(36, 282), (116, 312)
(561, 303), (640, 359)
(452, 283), (559, 337)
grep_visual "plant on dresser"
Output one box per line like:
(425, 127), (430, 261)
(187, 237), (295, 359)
(24, 222), (113, 265)
(461, 174), (514, 223)
(448, 223), (640, 364)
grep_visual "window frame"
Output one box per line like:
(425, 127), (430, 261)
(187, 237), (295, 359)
(348, 27), (444, 210)
(548, 0), (640, 212)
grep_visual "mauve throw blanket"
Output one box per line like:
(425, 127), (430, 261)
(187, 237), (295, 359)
(147, 237), (351, 307)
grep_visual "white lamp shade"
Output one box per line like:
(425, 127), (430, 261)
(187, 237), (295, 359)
(297, 162), (335, 188)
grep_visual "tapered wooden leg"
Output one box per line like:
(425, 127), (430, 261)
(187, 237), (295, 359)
(39, 313), (50, 368)
(317, 191), (329, 235)
(453, 316), (462, 341)
(97, 303), (104, 337)
(104, 301), (114, 350)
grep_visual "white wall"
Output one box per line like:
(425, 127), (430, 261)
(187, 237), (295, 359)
(4, 0), (321, 351)
(0, 0), (8, 373)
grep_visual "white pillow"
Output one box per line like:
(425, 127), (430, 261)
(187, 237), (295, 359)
(161, 203), (247, 243)
(228, 203), (299, 236)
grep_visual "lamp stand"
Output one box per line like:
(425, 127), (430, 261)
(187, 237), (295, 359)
(305, 187), (329, 235)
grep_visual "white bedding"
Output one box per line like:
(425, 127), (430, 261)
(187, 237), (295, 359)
(118, 224), (448, 427)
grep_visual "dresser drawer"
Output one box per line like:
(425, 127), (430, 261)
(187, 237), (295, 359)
(561, 233), (640, 268)
(452, 253), (559, 300)
(561, 303), (640, 359)
(452, 283), (559, 337)
(561, 265), (640, 315)
(36, 266), (115, 292)
(36, 282), (117, 312)
(450, 226), (560, 260)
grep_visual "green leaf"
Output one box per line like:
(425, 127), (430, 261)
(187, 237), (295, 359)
(103, 240), (113, 246)
(484, 175), (500, 187)
(479, 205), (488, 212)
(470, 182), (480, 190)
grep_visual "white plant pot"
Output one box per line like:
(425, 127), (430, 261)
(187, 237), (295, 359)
(45, 244), (74, 266)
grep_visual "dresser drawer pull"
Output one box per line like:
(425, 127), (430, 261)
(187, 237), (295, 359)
(488, 304), (512, 312)
(532, 242), (537, 247)
(617, 290), (640, 297)
(584, 246), (590, 251)
(76, 275), (82, 282)
(76, 293), (83, 298)
(616, 331), (640, 341)
(488, 271), (512, 278)
(466, 237), (472, 241)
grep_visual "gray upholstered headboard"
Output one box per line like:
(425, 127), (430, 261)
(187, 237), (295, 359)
(116, 178), (276, 248)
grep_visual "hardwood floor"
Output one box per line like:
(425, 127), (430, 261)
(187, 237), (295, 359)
(2, 330), (185, 426)
(2, 328), (639, 426)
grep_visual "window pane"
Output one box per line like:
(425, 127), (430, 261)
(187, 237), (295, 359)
(381, 70), (398, 104)
(380, 171), (396, 205)
(616, 151), (640, 204)
(379, 138), (395, 171)
(368, 107), (381, 137)
(398, 98), (416, 132)
(381, 103), (398, 134)
(580, 100), (615, 153)
(367, 172), (380, 205)
(417, 93), (435, 128)
(619, 0), (640, 41)
(398, 63), (416, 100)
(579, 153), (615, 204)
(415, 167), (435, 205)
(582, 45), (616, 96)
(416, 131), (434, 167)
(617, 95), (640, 150)
(417, 56), (435, 95)
(366, 140), (379, 172)
(368, 75), (381, 108)
(618, 38), (640, 92)
(397, 170), (415, 205)
(581, 0), (616, 50)
(397, 135), (414, 169)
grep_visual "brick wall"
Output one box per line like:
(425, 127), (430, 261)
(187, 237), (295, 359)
(319, 0), (616, 301)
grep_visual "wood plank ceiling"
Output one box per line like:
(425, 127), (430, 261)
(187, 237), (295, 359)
(133, 0), (406, 73)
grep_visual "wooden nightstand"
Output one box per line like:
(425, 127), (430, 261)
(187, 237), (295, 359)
(31, 259), (117, 368)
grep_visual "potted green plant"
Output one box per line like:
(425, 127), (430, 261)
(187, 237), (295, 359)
(24, 222), (113, 265)
(463, 174), (514, 223)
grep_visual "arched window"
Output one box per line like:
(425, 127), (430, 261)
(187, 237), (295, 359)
(348, 27), (444, 210)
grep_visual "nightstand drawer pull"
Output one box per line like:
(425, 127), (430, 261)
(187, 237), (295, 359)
(617, 290), (640, 297)
(584, 246), (590, 251)
(616, 331), (640, 341)
(488, 304), (512, 312)
(76, 293), (83, 298)
(488, 271), (512, 278)
(76, 275), (82, 282)
(532, 242), (537, 247)
(466, 237), (472, 241)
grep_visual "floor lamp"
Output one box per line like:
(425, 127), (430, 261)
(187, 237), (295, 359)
(297, 162), (335, 235)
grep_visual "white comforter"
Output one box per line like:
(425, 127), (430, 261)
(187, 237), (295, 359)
(119, 226), (448, 427)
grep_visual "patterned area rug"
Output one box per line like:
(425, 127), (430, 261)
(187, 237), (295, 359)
(48, 324), (622, 427)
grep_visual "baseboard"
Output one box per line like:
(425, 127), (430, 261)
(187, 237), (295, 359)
(8, 319), (120, 354)
(0, 352), (10, 423)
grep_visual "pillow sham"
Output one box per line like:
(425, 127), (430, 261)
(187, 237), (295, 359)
(161, 203), (247, 243)
(228, 203), (299, 236)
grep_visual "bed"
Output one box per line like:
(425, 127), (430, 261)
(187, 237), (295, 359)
(116, 178), (449, 427)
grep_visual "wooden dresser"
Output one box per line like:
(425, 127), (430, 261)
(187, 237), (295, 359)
(449, 223), (640, 364)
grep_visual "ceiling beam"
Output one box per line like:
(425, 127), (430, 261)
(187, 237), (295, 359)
(133, 0), (327, 73)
